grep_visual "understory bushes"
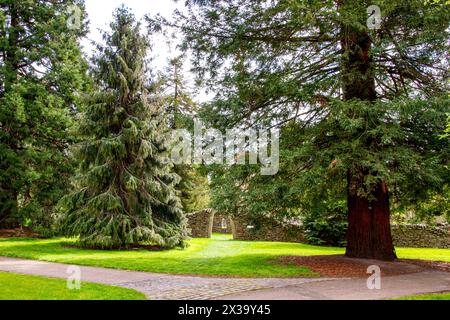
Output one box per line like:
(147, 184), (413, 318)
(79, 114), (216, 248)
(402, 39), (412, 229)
(302, 201), (348, 247)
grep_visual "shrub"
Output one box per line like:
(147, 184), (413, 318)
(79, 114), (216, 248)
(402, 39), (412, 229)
(302, 201), (348, 247)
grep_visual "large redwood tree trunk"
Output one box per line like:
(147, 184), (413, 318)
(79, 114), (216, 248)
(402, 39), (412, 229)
(340, 2), (397, 261)
(345, 170), (396, 261)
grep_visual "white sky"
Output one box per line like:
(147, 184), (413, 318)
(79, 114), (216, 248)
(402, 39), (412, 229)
(82, 0), (211, 102)
(82, 0), (184, 73)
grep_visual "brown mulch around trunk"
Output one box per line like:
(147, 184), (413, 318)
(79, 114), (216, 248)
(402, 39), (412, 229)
(0, 227), (39, 238)
(278, 255), (434, 278)
(402, 259), (450, 273)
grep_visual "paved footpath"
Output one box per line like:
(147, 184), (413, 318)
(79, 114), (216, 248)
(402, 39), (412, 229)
(1, 256), (449, 300)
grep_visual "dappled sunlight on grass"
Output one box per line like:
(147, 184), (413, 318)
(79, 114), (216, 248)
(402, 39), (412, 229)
(0, 236), (448, 277)
(396, 247), (450, 262)
(211, 233), (234, 241)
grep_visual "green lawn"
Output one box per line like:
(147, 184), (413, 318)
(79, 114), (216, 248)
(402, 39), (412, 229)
(0, 272), (146, 300)
(0, 234), (448, 278)
(394, 247), (450, 262)
(391, 292), (450, 300)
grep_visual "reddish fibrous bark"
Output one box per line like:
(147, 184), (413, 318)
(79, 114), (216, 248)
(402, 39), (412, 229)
(340, 2), (397, 261)
(346, 171), (397, 261)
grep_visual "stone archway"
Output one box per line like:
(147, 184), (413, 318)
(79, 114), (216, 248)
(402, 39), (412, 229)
(187, 209), (236, 239)
(210, 212), (236, 237)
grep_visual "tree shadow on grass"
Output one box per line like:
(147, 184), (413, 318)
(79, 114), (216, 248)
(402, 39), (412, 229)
(0, 238), (319, 278)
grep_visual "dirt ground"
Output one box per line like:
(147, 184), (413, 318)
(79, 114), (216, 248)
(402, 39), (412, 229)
(0, 228), (39, 238)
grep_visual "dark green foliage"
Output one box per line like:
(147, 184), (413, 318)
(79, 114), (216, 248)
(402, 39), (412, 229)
(395, 186), (450, 225)
(302, 201), (348, 247)
(59, 8), (188, 249)
(160, 56), (210, 213)
(152, 0), (449, 234)
(208, 120), (349, 248)
(161, 56), (197, 128)
(444, 119), (450, 139)
(0, 0), (88, 229)
(175, 164), (210, 213)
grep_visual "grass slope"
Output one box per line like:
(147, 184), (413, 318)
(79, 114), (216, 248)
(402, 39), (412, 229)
(0, 234), (448, 277)
(0, 272), (146, 300)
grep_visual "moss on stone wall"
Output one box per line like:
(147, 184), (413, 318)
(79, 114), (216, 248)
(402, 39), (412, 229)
(392, 224), (450, 249)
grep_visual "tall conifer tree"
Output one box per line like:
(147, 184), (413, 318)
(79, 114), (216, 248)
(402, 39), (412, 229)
(60, 8), (188, 249)
(0, 0), (88, 228)
(161, 56), (210, 213)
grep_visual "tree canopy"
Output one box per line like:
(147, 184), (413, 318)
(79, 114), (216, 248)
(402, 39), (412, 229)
(148, 0), (449, 260)
(0, 0), (88, 230)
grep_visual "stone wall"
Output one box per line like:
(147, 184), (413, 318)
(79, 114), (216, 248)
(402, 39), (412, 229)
(392, 224), (450, 249)
(187, 210), (235, 238)
(212, 213), (234, 234)
(188, 210), (450, 249)
(187, 209), (213, 238)
(234, 219), (450, 248)
(233, 216), (305, 243)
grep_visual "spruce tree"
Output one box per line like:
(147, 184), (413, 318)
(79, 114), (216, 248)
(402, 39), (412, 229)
(60, 8), (188, 249)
